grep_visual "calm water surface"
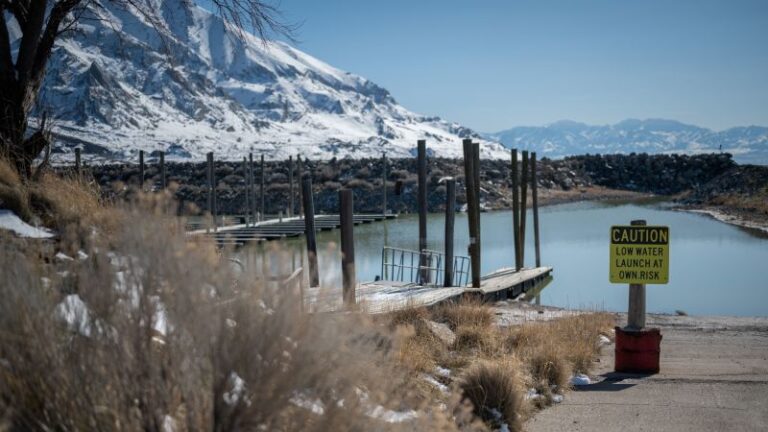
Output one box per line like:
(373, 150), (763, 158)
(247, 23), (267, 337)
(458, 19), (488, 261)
(239, 202), (768, 317)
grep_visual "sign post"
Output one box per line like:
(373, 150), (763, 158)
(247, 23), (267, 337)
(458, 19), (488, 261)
(610, 219), (668, 373)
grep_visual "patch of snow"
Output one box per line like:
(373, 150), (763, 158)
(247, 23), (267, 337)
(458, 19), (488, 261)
(434, 366), (451, 377)
(55, 252), (74, 261)
(355, 387), (418, 423)
(525, 388), (541, 400)
(162, 415), (176, 432)
(551, 394), (564, 403)
(55, 294), (92, 336)
(223, 372), (247, 405)
(598, 334), (612, 346)
(0, 210), (54, 238)
(421, 374), (449, 394)
(290, 392), (325, 415)
(366, 405), (419, 423)
(571, 374), (591, 386)
(149, 296), (169, 335)
(257, 299), (275, 315)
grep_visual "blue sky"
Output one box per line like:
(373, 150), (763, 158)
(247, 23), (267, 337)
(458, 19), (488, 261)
(244, 0), (766, 132)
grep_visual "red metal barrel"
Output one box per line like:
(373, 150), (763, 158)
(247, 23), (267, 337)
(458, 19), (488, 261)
(614, 326), (662, 373)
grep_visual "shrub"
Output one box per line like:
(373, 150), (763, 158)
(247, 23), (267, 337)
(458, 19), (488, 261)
(460, 360), (525, 432)
(0, 195), (457, 431)
(433, 298), (494, 331)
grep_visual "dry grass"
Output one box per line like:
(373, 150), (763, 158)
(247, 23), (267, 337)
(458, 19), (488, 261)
(710, 193), (768, 217)
(433, 298), (494, 331)
(0, 158), (33, 222)
(0, 195), (462, 431)
(459, 360), (525, 432)
(387, 299), (616, 429)
(0, 158), (116, 240)
(386, 306), (430, 328)
(509, 313), (615, 375)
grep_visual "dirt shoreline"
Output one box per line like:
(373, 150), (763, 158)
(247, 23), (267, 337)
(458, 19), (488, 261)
(679, 206), (768, 234)
(534, 186), (768, 234)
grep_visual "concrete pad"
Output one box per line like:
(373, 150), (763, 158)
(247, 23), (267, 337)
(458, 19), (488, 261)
(526, 313), (768, 432)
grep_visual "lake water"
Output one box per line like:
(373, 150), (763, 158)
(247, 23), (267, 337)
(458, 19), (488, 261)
(239, 202), (768, 317)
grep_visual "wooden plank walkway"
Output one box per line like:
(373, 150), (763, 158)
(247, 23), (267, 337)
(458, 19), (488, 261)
(304, 266), (553, 314)
(188, 214), (397, 246)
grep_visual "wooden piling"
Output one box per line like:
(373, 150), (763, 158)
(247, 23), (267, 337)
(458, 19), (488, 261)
(520, 150), (529, 266)
(382, 152), (388, 215)
(628, 219), (647, 329)
(302, 175), (320, 287)
(288, 156), (294, 217)
(206, 152), (218, 231)
(139, 150), (145, 190)
(297, 155), (304, 218)
(444, 178), (456, 287)
(74, 147), (81, 176)
(417, 139), (429, 284)
(249, 153), (256, 225)
(242, 157), (250, 225)
(339, 189), (356, 306)
(531, 152), (541, 267)
(260, 154), (265, 221)
(511, 149), (521, 270)
(159, 151), (166, 190)
(462, 139), (481, 288)
(206, 152), (213, 231)
(472, 142), (481, 277)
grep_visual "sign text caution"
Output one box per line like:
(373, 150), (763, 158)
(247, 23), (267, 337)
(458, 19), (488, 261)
(610, 226), (669, 284)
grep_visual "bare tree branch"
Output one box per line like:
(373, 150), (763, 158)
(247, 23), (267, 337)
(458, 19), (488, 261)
(6, 0), (30, 28)
(0, 9), (15, 81)
(14, 0), (46, 80)
(209, 0), (298, 43)
(30, 0), (83, 84)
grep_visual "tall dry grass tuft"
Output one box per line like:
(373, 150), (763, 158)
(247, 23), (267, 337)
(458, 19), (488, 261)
(386, 298), (616, 428)
(433, 298), (494, 331)
(459, 360), (525, 432)
(0, 157), (114, 241)
(28, 171), (114, 233)
(505, 311), (615, 407)
(0, 194), (459, 431)
(0, 157), (33, 222)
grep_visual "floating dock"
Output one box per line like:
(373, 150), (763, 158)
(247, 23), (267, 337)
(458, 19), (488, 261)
(188, 214), (397, 246)
(303, 266), (553, 314)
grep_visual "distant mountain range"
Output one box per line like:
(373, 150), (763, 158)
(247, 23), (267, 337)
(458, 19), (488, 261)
(7, 0), (507, 162)
(484, 119), (768, 164)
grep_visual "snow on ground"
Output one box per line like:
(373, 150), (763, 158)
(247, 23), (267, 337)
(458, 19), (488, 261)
(55, 294), (92, 336)
(0, 210), (54, 239)
(571, 374), (591, 386)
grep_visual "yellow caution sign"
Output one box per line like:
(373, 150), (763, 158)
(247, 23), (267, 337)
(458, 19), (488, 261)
(610, 226), (669, 284)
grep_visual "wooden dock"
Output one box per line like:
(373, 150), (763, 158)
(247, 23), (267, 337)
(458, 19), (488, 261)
(304, 266), (553, 314)
(188, 214), (397, 246)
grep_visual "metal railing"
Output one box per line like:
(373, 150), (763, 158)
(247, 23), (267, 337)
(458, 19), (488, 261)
(380, 246), (470, 287)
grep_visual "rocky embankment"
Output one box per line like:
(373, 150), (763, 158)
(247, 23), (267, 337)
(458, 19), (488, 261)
(677, 164), (768, 231)
(79, 153), (744, 217)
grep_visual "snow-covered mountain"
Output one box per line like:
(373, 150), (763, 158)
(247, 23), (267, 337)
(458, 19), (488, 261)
(15, 0), (508, 161)
(485, 119), (768, 164)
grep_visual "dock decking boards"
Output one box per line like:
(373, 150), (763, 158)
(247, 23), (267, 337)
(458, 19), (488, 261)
(303, 266), (553, 314)
(188, 214), (396, 246)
